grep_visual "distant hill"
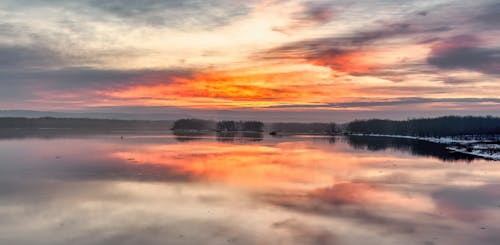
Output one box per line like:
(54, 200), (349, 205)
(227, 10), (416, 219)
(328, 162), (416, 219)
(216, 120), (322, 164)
(0, 110), (189, 121)
(0, 117), (172, 130)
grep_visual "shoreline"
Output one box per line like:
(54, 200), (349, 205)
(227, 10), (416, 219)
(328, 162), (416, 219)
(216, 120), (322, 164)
(348, 133), (500, 161)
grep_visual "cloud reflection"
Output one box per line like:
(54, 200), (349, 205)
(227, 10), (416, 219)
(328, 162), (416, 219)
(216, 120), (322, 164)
(1, 133), (500, 244)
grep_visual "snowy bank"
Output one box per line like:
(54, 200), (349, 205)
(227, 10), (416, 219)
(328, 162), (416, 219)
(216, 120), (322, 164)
(349, 133), (500, 161)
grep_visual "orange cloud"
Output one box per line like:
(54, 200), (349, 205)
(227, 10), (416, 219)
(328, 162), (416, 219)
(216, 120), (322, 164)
(172, 72), (303, 101)
(101, 65), (357, 108)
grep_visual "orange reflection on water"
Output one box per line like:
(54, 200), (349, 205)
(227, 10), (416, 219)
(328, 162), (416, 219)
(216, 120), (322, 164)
(112, 142), (338, 189)
(3, 135), (499, 245)
(111, 140), (433, 213)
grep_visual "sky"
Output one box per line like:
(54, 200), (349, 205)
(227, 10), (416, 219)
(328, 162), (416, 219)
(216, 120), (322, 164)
(0, 0), (499, 122)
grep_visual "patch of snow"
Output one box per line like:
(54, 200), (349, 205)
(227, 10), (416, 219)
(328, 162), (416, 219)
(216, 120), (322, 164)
(446, 146), (500, 161)
(349, 133), (500, 161)
(472, 144), (500, 150)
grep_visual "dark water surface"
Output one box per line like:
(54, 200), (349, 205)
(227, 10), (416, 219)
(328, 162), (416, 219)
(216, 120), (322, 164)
(1, 131), (499, 245)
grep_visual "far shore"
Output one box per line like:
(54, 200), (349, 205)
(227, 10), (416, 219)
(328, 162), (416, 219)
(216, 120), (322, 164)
(347, 133), (500, 161)
(1, 116), (499, 160)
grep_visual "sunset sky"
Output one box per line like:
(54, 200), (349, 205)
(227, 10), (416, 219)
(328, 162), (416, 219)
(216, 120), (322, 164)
(0, 0), (499, 121)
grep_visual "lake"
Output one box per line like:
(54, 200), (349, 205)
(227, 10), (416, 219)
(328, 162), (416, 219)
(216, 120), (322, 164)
(0, 131), (499, 245)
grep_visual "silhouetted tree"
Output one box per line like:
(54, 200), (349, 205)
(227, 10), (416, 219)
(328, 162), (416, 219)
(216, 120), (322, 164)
(270, 122), (331, 134)
(171, 119), (214, 131)
(241, 121), (264, 132)
(216, 120), (264, 132)
(326, 123), (339, 135)
(216, 121), (237, 132)
(345, 116), (500, 137)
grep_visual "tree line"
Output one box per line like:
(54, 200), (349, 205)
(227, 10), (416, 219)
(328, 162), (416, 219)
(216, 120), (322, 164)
(0, 117), (170, 130)
(1, 116), (498, 137)
(269, 122), (339, 135)
(171, 119), (339, 134)
(171, 119), (264, 132)
(345, 116), (500, 137)
(171, 119), (215, 131)
(216, 120), (264, 132)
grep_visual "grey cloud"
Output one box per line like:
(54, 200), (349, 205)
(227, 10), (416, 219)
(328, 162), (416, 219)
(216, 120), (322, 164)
(262, 0), (500, 80)
(427, 46), (500, 75)
(40, 67), (191, 89)
(0, 1), (252, 72)
(88, 0), (252, 28)
(441, 77), (475, 84)
(0, 46), (63, 70)
(417, 11), (428, 16)
(349, 63), (438, 82)
(2, 0), (253, 29)
(346, 23), (434, 45)
(0, 82), (33, 101)
(301, 1), (335, 25)
(0, 43), (159, 74)
(0, 67), (193, 91)
(475, 2), (500, 27)
(272, 1), (335, 33)
(266, 12), (454, 54)
(267, 23), (412, 57)
(262, 22), (451, 69)
(0, 22), (83, 70)
(0, 67), (192, 104)
(265, 97), (500, 109)
(0, 23), (18, 37)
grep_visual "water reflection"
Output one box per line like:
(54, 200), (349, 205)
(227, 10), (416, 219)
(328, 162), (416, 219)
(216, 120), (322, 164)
(0, 133), (499, 245)
(344, 135), (477, 161)
(216, 131), (264, 142)
(0, 128), (125, 139)
(172, 131), (264, 142)
(173, 130), (213, 142)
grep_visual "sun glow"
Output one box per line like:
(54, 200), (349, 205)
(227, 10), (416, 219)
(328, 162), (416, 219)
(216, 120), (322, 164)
(101, 64), (364, 108)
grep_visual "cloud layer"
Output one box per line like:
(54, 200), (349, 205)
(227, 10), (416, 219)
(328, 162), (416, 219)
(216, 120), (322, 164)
(0, 0), (499, 119)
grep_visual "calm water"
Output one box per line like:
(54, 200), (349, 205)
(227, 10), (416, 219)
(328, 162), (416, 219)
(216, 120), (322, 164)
(1, 131), (499, 245)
